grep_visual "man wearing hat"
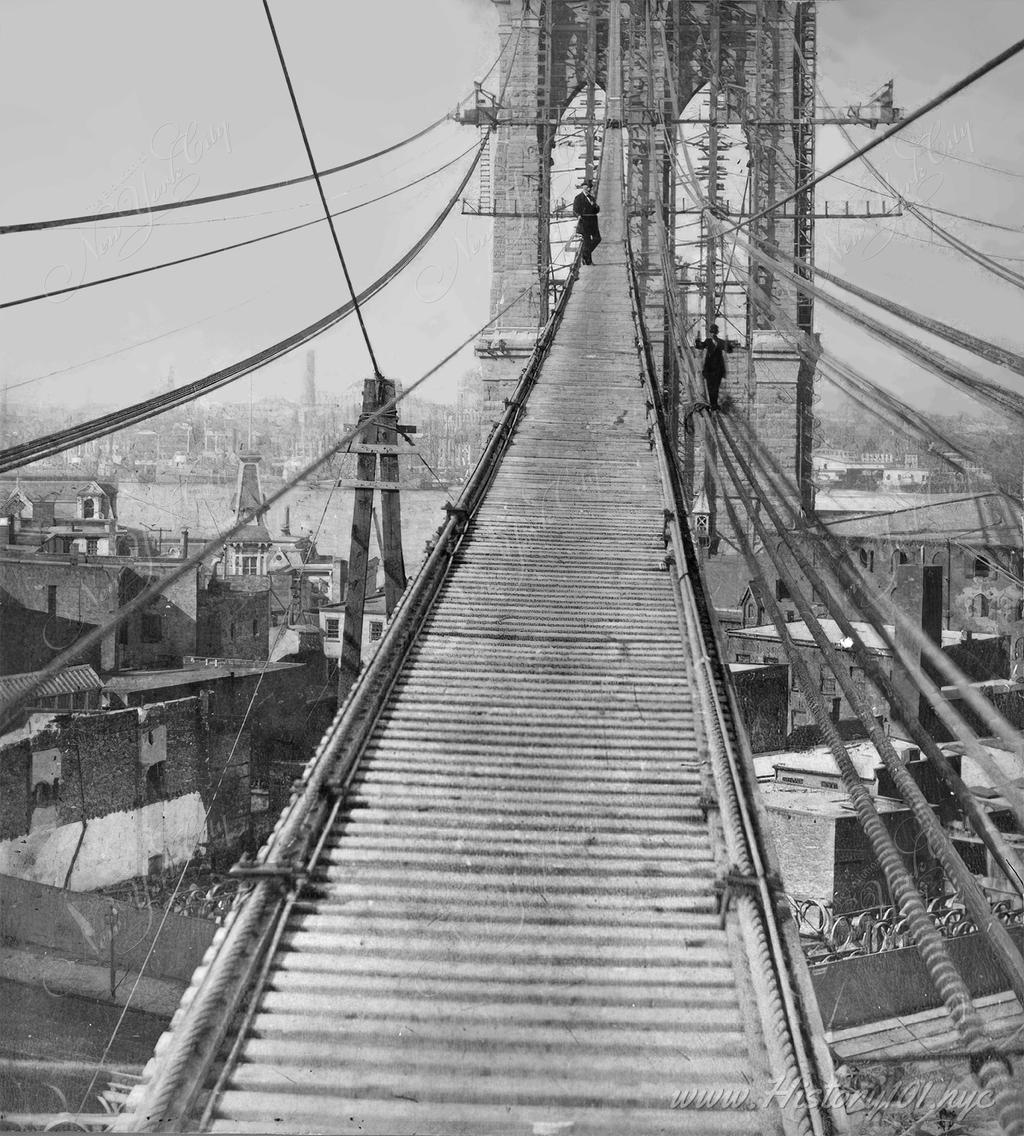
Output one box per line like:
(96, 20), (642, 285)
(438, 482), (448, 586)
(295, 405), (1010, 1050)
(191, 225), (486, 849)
(693, 324), (735, 411)
(572, 179), (601, 265)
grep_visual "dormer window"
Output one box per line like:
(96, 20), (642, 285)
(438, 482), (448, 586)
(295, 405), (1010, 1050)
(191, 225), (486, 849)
(82, 497), (95, 518)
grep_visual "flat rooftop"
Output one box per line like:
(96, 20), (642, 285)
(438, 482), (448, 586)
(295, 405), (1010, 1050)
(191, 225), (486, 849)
(753, 737), (921, 784)
(106, 661), (302, 692)
(760, 783), (908, 817)
(731, 618), (987, 654)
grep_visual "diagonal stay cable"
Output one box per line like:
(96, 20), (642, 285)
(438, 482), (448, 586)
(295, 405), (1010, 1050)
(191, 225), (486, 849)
(262, 0), (382, 377)
(712, 474), (1024, 1136)
(0, 140), (486, 475)
(716, 414), (1024, 907)
(716, 36), (1024, 238)
(0, 283), (536, 733)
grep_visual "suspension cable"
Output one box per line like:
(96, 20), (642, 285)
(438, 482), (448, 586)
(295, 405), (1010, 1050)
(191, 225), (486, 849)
(712, 476), (1024, 1135)
(725, 405), (1024, 831)
(0, 142), (480, 312)
(718, 414), (1024, 904)
(717, 36), (1024, 237)
(0, 138), (486, 474)
(0, 29), (519, 239)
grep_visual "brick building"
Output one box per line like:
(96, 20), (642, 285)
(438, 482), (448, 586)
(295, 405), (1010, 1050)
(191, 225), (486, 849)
(0, 552), (200, 675)
(0, 478), (119, 556)
(196, 572), (271, 661)
(726, 615), (996, 743)
(0, 695), (238, 889)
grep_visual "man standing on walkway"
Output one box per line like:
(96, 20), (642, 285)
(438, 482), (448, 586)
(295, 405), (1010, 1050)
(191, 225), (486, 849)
(693, 324), (735, 411)
(573, 179), (601, 266)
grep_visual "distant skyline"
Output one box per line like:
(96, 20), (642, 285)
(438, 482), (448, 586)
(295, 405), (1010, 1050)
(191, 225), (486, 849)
(2, 1), (1023, 421)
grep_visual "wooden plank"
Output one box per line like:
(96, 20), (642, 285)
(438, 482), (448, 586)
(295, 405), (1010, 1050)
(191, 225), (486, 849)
(337, 479), (402, 491)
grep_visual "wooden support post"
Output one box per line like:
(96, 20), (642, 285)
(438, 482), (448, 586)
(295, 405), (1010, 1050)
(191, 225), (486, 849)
(377, 379), (407, 614)
(340, 377), (409, 697)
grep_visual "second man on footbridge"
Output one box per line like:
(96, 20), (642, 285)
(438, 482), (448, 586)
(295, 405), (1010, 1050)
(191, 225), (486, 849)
(573, 179), (601, 266)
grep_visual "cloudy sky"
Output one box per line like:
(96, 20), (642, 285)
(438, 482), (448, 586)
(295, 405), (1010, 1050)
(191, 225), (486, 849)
(1, 0), (1022, 419)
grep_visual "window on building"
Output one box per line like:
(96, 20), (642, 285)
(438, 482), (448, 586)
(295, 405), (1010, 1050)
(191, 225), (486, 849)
(821, 672), (836, 694)
(82, 498), (95, 519)
(147, 853), (165, 877)
(86, 538), (98, 555)
(775, 579), (790, 601)
(55, 693), (72, 709)
(325, 618), (341, 641)
(230, 622), (236, 640)
(831, 698), (842, 723)
(47, 584), (57, 616)
(762, 654), (779, 665)
(858, 548), (874, 572)
(784, 609), (797, 622)
(972, 594), (990, 618)
(973, 556), (991, 579)
(141, 613), (162, 643)
(240, 555), (259, 575)
(891, 549), (909, 571)
(145, 761), (166, 803)
(369, 620), (384, 642)
(791, 669), (801, 692)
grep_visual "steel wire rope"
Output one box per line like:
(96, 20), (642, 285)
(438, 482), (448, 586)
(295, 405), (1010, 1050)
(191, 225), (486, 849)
(713, 36), (1024, 238)
(658, 103), (1021, 512)
(869, 223), (1024, 263)
(663, 233), (1024, 779)
(724, 400), (1024, 829)
(262, 0), (383, 377)
(651, 52), (1024, 819)
(665, 128), (1024, 422)
(782, 29), (1024, 294)
(653, 30), (1024, 785)
(0, 142), (481, 312)
(711, 469), (1024, 1136)
(622, 193), (831, 1136)
(0, 32), (517, 237)
(52, 114), (471, 234)
(897, 135), (1024, 181)
(74, 460), (347, 1120)
(790, 259), (1024, 379)
(0, 140), (488, 474)
(0, 6), (530, 474)
(3, 284), (282, 393)
(0, 280), (536, 730)
(729, 225), (1024, 417)
(714, 414), (1024, 908)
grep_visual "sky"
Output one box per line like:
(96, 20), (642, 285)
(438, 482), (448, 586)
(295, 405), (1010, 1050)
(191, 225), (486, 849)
(1, 0), (1023, 420)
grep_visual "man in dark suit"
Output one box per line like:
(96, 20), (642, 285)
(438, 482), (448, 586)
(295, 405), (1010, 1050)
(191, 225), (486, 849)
(693, 324), (735, 410)
(572, 179), (601, 265)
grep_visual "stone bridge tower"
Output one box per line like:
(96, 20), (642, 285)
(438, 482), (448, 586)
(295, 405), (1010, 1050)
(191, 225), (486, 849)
(475, 0), (819, 524)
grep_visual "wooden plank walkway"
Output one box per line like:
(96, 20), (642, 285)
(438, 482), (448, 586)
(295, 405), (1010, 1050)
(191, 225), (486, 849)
(202, 138), (788, 1136)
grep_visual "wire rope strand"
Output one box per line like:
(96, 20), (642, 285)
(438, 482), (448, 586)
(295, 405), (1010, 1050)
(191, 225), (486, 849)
(261, 0), (382, 377)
